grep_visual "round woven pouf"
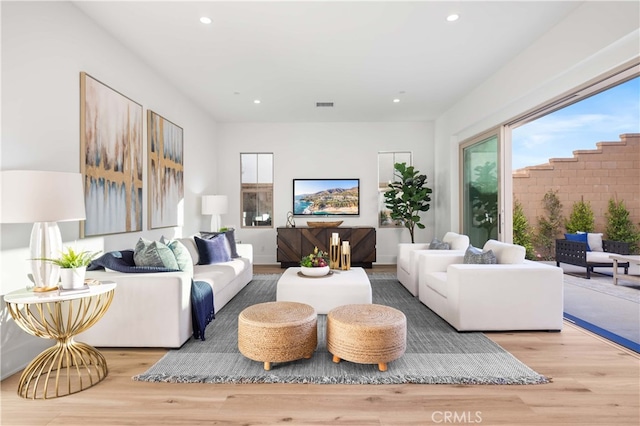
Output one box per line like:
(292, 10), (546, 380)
(327, 304), (406, 372)
(238, 301), (317, 370)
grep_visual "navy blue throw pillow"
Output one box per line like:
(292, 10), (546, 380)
(195, 235), (232, 265)
(565, 233), (590, 251)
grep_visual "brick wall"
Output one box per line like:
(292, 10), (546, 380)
(513, 133), (640, 235)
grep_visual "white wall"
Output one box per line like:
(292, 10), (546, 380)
(216, 122), (435, 265)
(433, 1), (640, 238)
(0, 2), (219, 379)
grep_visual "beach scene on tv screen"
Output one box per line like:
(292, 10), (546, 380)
(294, 179), (359, 215)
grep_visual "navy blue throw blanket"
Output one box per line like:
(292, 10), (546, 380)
(89, 250), (215, 340)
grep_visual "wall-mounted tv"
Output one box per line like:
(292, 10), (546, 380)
(293, 178), (360, 216)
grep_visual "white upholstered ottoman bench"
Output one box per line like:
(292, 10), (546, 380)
(276, 267), (372, 314)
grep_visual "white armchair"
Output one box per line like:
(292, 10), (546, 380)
(418, 240), (564, 332)
(396, 232), (469, 296)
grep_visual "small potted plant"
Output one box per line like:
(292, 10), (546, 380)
(36, 247), (100, 289)
(300, 246), (330, 277)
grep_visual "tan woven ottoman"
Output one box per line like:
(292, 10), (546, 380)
(327, 304), (406, 371)
(238, 301), (317, 370)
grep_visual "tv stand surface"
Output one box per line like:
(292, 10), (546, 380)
(277, 226), (376, 268)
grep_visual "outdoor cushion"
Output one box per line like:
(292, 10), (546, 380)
(565, 233), (590, 251)
(587, 233), (604, 252)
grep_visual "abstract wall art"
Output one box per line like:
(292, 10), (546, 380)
(147, 110), (184, 229)
(80, 72), (143, 237)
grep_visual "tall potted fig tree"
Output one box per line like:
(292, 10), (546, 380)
(383, 162), (432, 243)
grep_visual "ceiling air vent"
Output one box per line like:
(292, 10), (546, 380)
(316, 102), (334, 108)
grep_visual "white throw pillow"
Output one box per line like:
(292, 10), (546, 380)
(587, 233), (603, 252)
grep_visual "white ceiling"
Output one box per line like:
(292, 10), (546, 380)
(73, 1), (583, 123)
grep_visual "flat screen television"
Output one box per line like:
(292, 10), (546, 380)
(293, 178), (360, 216)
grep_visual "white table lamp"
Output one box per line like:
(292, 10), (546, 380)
(1, 170), (86, 291)
(201, 195), (228, 232)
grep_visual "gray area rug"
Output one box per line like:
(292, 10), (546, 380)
(133, 273), (549, 385)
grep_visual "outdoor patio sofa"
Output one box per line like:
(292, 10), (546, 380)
(555, 237), (630, 279)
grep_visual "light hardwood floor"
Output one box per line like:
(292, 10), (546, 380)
(2, 265), (639, 425)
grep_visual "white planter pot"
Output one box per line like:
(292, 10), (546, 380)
(300, 266), (330, 277)
(60, 266), (87, 290)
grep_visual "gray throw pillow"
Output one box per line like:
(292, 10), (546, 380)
(429, 238), (450, 250)
(134, 238), (180, 270)
(160, 237), (194, 277)
(463, 245), (497, 264)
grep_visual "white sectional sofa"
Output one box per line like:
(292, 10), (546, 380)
(79, 238), (253, 348)
(418, 240), (564, 332)
(396, 232), (470, 296)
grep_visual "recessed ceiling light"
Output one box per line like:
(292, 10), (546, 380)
(200, 17), (212, 24)
(254, 99), (261, 104)
(446, 14), (459, 22)
(393, 99), (400, 103)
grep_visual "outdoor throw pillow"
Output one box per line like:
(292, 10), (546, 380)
(195, 234), (232, 265)
(587, 232), (603, 252)
(565, 233), (591, 251)
(429, 238), (450, 250)
(133, 238), (180, 270)
(200, 228), (239, 258)
(463, 245), (497, 264)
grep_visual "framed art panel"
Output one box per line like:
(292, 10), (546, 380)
(147, 110), (184, 229)
(80, 72), (143, 237)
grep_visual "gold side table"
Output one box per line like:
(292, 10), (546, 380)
(4, 282), (116, 399)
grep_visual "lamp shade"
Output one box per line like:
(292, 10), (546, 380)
(201, 195), (228, 215)
(1, 170), (86, 223)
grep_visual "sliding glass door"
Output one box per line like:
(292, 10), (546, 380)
(461, 132), (502, 248)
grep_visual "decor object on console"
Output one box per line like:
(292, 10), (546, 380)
(418, 239), (564, 331)
(286, 211), (296, 228)
(307, 220), (343, 228)
(396, 231), (470, 297)
(80, 72), (143, 237)
(202, 195), (228, 232)
(383, 162), (432, 243)
(148, 110), (184, 229)
(0, 170), (86, 292)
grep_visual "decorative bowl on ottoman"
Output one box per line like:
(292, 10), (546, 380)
(300, 266), (330, 277)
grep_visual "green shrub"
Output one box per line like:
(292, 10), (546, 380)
(513, 199), (535, 260)
(533, 189), (563, 261)
(605, 198), (640, 254)
(565, 197), (595, 233)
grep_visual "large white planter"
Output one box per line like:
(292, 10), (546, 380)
(60, 266), (87, 290)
